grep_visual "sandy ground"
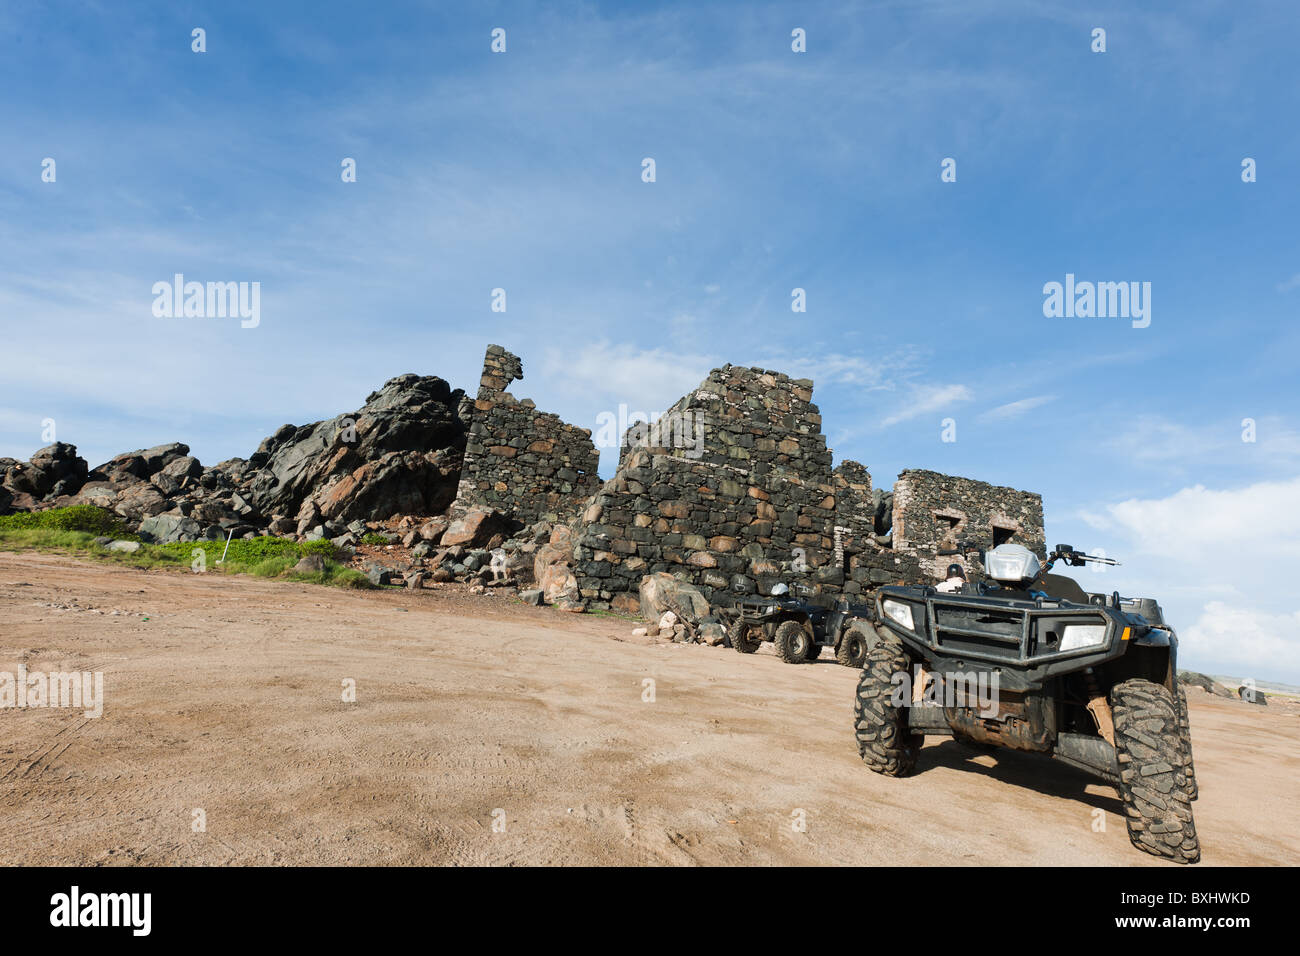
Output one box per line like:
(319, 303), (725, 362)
(1, 552), (1297, 867)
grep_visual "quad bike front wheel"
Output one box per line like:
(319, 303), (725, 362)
(805, 643), (823, 661)
(853, 630), (921, 776)
(836, 620), (873, 668)
(731, 622), (761, 654)
(1111, 679), (1201, 863)
(774, 620), (812, 663)
(1175, 687), (1199, 800)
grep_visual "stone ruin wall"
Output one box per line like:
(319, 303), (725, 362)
(452, 345), (601, 525)
(892, 468), (1046, 582)
(569, 365), (879, 607)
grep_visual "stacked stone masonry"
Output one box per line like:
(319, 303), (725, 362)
(452, 345), (601, 525)
(891, 468), (1046, 581)
(571, 365), (880, 604)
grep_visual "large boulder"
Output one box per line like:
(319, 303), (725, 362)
(441, 508), (510, 548)
(27, 443), (89, 498)
(638, 572), (711, 626)
(245, 374), (467, 525)
(138, 512), (202, 543)
(90, 442), (190, 484)
(112, 482), (169, 522)
(159, 455), (203, 480)
(539, 563), (580, 605)
(533, 541), (572, 586)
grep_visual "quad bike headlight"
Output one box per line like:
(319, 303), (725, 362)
(1058, 623), (1107, 651)
(881, 599), (915, 630)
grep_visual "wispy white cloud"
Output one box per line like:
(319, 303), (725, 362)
(977, 394), (1055, 422)
(881, 384), (973, 427)
(1106, 415), (1300, 470)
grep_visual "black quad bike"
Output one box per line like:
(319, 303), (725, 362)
(853, 543), (1200, 864)
(722, 584), (876, 667)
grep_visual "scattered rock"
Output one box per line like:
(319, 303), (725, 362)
(293, 554), (327, 574)
(365, 564), (395, 587)
(698, 621), (728, 646)
(1238, 685), (1268, 705)
(639, 572), (711, 627)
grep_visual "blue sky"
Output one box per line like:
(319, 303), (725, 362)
(2, 1), (1298, 680)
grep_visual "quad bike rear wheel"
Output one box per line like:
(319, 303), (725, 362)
(853, 631), (921, 776)
(1111, 679), (1200, 863)
(836, 620), (873, 668)
(806, 643), (823, 661)
(731, 621), (761, 654)
(774, 620), (812, 663)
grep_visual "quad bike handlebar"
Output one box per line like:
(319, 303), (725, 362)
(1046, 543), (1120, 570)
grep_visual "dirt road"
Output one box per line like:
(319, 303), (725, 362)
(1, 552), (1296, 866)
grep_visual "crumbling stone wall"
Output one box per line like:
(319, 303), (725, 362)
(832, 460), (874, 537)
(891, 468), (1045, 580)
(569, 365), (848, 605)
(842, 540), (923, 596)
(453, 345), (600, 525)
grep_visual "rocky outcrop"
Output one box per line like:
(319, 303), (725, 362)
(247, 373), (467, 527)
(0, 377), (468, 546)
(1179, 671), (1236, 699)
(1, 442), (89, 509)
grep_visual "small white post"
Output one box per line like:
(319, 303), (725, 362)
(216, 529), (234, 565)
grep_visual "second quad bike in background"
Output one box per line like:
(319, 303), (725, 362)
(853, 542), (1200, 864)
(722, 583), (876, 667)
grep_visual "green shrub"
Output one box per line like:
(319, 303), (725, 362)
(0, 505), (131, 537)
(361, 532), (390, 545)
(333, 568), (372, 589)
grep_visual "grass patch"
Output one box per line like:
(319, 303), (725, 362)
(155, 535), (337, 565)
(584, 606), (639, 621)
(360, 531), (391, 545)
(0, 519), (372, 589)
